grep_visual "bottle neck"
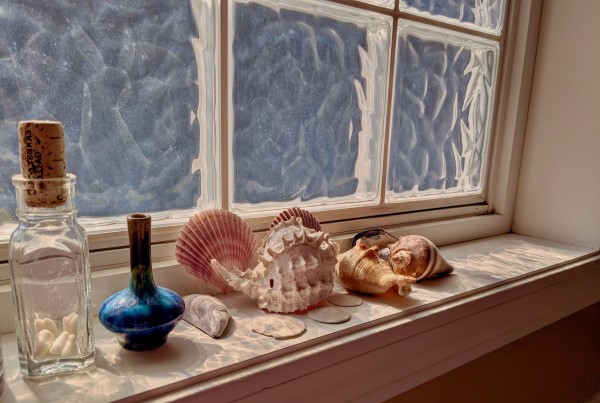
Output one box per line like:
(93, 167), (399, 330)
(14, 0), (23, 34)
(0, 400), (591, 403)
(16, 208), (78, 226)
(127, 214), (156, 296)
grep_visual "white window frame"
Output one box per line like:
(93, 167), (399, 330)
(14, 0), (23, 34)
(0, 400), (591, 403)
(0, 0), (538, 295)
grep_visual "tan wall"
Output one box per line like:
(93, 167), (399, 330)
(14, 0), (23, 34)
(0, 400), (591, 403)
(512, 0), (600, 250)
(388, 303), (600, 403)
(390, 1), (600, 400)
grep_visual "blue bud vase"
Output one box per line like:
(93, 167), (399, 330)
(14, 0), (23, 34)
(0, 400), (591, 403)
(99, 213), (185, 351)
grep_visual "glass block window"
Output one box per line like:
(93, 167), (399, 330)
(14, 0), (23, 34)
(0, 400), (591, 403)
(0, 0), (217, 219)
(0, 0), (509, 228)
(229, 0), (392, 213)
(386, 21), (499, 201)
(399, 0), (505, 35)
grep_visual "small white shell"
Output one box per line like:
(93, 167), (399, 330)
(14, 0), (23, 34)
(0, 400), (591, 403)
(49, 331), (70, 356)
(250, 316), (306, 339)
(176, 209), (256, 293)
(60, 334), (79, 356)
(34, 318), (58, 337)
(63, 313), (78, 336)
(183, 294), (231, 338)
(34, 329), (56, 358)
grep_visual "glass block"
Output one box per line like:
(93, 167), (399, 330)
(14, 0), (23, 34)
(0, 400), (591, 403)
(399, 0), (505, 35)
(229, 0), (392, 214)
(354, 0), (395, 9)
(0, 0), (218, 219)
(386, 20), (499, 202)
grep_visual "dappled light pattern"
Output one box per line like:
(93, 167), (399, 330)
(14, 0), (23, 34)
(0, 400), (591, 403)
(0, 1), (200, 217)
(387, 22), (498, 200)
(2, 234), (592, 401)
(232, 1), (368, 204)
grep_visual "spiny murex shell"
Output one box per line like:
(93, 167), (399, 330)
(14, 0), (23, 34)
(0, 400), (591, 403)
(389, 235), (454, 281)
(335, 240), (415, 296)
(211, 217), (339, 313)
(183, 294), (230, 338)
(176, 209), (256, 294)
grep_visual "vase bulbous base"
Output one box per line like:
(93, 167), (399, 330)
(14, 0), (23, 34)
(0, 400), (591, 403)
(116, 321), (180, 351)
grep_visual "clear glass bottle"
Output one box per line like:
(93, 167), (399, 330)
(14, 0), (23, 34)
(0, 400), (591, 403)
(9, 174), (95, 377)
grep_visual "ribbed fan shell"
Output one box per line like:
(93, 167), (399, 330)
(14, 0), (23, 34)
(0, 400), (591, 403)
(271, 207), (321, 232)
(176, 209), (256, 293)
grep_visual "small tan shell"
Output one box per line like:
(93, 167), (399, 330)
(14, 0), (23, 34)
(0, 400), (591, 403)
(271, 207), (321, 232)
(176, 209), (256, 293)
(335, 241), (415, 296)
(389, 235), (454, 281)
(183, 294), (230, 338)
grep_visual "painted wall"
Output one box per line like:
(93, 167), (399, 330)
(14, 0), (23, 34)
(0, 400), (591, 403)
(390, 1), (600, 400)
(512, 0), (600, 250)
(388, 302), (600, 403)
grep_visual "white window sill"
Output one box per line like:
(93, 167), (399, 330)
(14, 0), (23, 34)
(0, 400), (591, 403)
(1, 234), (598, 402)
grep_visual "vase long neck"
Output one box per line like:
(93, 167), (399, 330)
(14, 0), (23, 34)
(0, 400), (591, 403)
(128, 214), (156, 296)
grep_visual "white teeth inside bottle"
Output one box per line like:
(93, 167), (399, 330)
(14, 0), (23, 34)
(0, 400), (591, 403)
(33, 314), (80, 358)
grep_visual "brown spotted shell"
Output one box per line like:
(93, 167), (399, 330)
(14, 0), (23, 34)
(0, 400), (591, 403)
(271, 207), (321, 232)
(389, 235), (454, 281)
(335, 240), (415, 296)
(176, 209), (256, 293)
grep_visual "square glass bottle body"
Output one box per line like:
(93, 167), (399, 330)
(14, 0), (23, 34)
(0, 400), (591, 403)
(9, 174), (95, 377)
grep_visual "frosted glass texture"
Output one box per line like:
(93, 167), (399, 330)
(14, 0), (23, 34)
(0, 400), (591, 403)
(0, 1), (217, 219)
(386, 21), (499, 201)
(229, 0), (392, 213)
(400, 0), (505, 35)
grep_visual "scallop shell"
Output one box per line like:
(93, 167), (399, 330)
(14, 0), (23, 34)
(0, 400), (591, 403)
(176, 209), (256, 294)
(183, 294), (230, 338)
(335, 240), (415, 296)
(271, 207), (321, 232)
(211, 217), (339, 313)
(389, 235), (454, 281)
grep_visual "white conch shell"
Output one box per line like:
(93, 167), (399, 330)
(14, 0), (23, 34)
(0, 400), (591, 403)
(335, 241), (415, 296)
(389, 235), (454, 281)
(183, 294), (231, 338)
(212, 217), (339, 313)
(176, 209), (256, 294)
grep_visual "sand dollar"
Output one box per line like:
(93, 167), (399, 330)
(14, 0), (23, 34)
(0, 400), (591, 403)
(250, 316), (306, 339)
(308, 306), (351, 324)
(327, 294), (363, 307)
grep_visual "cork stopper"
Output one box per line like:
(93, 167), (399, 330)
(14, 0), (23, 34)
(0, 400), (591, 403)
(18, 120), (68, 207)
